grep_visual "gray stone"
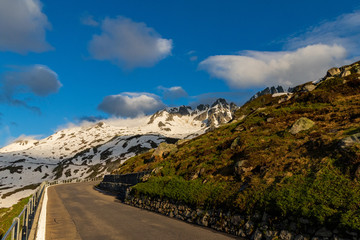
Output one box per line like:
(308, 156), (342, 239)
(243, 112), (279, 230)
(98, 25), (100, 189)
(252, 229), (263, 240)
(265, 230), (278, 240)
(294, 234), (310, 240)
(339, 133), (360, 149)
(152, 142), (177, 159)
(238, 229), (247, 237)
(234, 160), (254, 175)
(327, 67), (341, 76)
(230, 137), (241, 149)
(280, 230), (293, 240)
(267, 117), (274, 123)
(289, 117), (315, 134)
(230, 214), (242, 225)
(315, 227), (332, 237)
(303, 84), (316, 92)
(299, 218), (310, 225)
(289, 222), (297, 232)
(245, 220), (255, 236)
(341, 70), (351, 77)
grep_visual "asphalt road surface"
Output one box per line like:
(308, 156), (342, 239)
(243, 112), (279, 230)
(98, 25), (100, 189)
(46, 181), (236, 240)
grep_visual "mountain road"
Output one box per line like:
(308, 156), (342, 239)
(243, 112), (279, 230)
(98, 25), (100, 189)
(45, 181), (235, 240)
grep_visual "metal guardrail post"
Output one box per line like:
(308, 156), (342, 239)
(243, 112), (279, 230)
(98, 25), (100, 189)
(1, 176), (103, 240)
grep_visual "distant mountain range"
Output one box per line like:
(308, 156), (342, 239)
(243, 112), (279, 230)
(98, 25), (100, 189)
(0, 99), (238, 207)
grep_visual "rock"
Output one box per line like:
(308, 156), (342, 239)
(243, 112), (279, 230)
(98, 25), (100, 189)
(267, 117), (274, 123)
(252, 229), (262, 240)
(341, 70), (351, 77)
(289, 117), (315, 134)
(231, 215), (243, 226)
(152, 142), (177, 158)
(314, 227), (332, 238)
(265, 230), (278, 240)
(290, 83), (316, 93)
(151, 166), (163, 174)
(327, 67), (341, 77)
(355, 166), (360, 180)
(294, 235), (310, 240)
(245, 220), (255, 236)
(339, 133), (360, 149)
(230, 137), (241, 150)
(234, 160), (254, 175)
(141, 174), (151, 182)
(303, 84), (316, 92)
(176, 139), (190, 146)
(279, 230), (293, 240)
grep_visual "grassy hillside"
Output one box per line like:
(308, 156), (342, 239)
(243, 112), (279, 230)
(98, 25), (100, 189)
(114, 61), (360, 231)
(0, 196), (31, 238)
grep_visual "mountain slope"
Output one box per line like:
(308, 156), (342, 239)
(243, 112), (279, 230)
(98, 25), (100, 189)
(0, 99), (237, 207)
(114, 61), (360, 232)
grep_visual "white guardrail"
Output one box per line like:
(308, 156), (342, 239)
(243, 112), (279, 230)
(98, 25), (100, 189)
(1, 177), (102, 240)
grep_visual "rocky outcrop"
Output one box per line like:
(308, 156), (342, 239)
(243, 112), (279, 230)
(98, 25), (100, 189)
(248, 86), (285, 102)
(124, 193), (359, 240)
(320, 61), (360, 83)
(152, 142), (177, 159)
(339, 133), (360, 149)
(290, 117), (315, 134)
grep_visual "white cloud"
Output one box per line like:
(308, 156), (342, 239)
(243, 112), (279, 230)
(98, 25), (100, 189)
(88, 16), (172, 68)
(200, 11), (360, 88)
(199, 44), (347, 88)
(80, 14), (99, 27)
(286, 11), (360, 57)
(158, 86), (188, 99)
(1, 65), (62, 112)
(98, 92), (165, 118)
(0, 0), (52, 53)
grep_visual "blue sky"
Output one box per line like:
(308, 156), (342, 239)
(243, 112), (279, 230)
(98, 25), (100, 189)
(0, 0), (360, 146)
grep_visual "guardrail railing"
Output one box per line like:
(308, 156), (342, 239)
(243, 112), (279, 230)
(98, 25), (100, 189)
(1, 177), (102, 240)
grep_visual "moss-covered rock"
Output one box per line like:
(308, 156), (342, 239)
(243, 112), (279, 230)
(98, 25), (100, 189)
(289, 117), (315, 134)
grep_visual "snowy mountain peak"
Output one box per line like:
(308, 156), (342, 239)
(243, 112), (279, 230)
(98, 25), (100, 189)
(0, 98), (237, 207)
(211, 98), (229, 108)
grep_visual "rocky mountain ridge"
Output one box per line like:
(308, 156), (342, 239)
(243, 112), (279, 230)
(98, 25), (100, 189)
(0, 98), (237, 207)
(114, 60), (360, 237)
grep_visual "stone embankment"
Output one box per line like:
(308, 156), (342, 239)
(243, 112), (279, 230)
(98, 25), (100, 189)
(99, 174), (359, 240)
(97, 172), (149, 200)
(124, 193), (359, 240)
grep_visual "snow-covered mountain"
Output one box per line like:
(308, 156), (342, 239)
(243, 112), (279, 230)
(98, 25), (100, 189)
(0, 99), (237, 207)
(248, 86), (285, 103)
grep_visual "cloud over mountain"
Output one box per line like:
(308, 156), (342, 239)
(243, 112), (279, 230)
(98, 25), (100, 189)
(88, 16), (172, 68)
(286, 10), (360, 57)
(158, 86), (188, 99)
(0, 65), (62, 112)
(200, 11), (360, 88)
(0, 0), (52, 53)
(199, 44), (347, 88)
(98, 92), (165, 118)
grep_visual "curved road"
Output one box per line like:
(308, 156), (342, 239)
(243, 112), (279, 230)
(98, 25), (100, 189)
(46, 181), (235, 240)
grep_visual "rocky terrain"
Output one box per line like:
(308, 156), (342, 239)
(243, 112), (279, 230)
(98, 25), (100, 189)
(114, 61), (360, 238)
(0, 99), (237, 207)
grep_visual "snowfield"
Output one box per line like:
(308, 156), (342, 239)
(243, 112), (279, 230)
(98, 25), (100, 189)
(0, 99), (237, 207)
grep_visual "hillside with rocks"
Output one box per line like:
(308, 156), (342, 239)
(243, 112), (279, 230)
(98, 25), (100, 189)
(0, 99), (237, 207)
(113, 61), (360, 238)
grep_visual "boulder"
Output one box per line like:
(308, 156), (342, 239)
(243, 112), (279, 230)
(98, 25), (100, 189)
(234, 160), (254, 175)
(152, 142), (177, 158)
(339, 133), (360, 149)
(279, 230), (293, 240)
(289, 117), (315, 134)
(340, 70), (351, 77)
(326, 67), (340, 76)
(230, 137), (241, 149)
(314, 227), (332, 238)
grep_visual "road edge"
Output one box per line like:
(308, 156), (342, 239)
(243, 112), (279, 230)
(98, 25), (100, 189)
(34, 186), (48, 240)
